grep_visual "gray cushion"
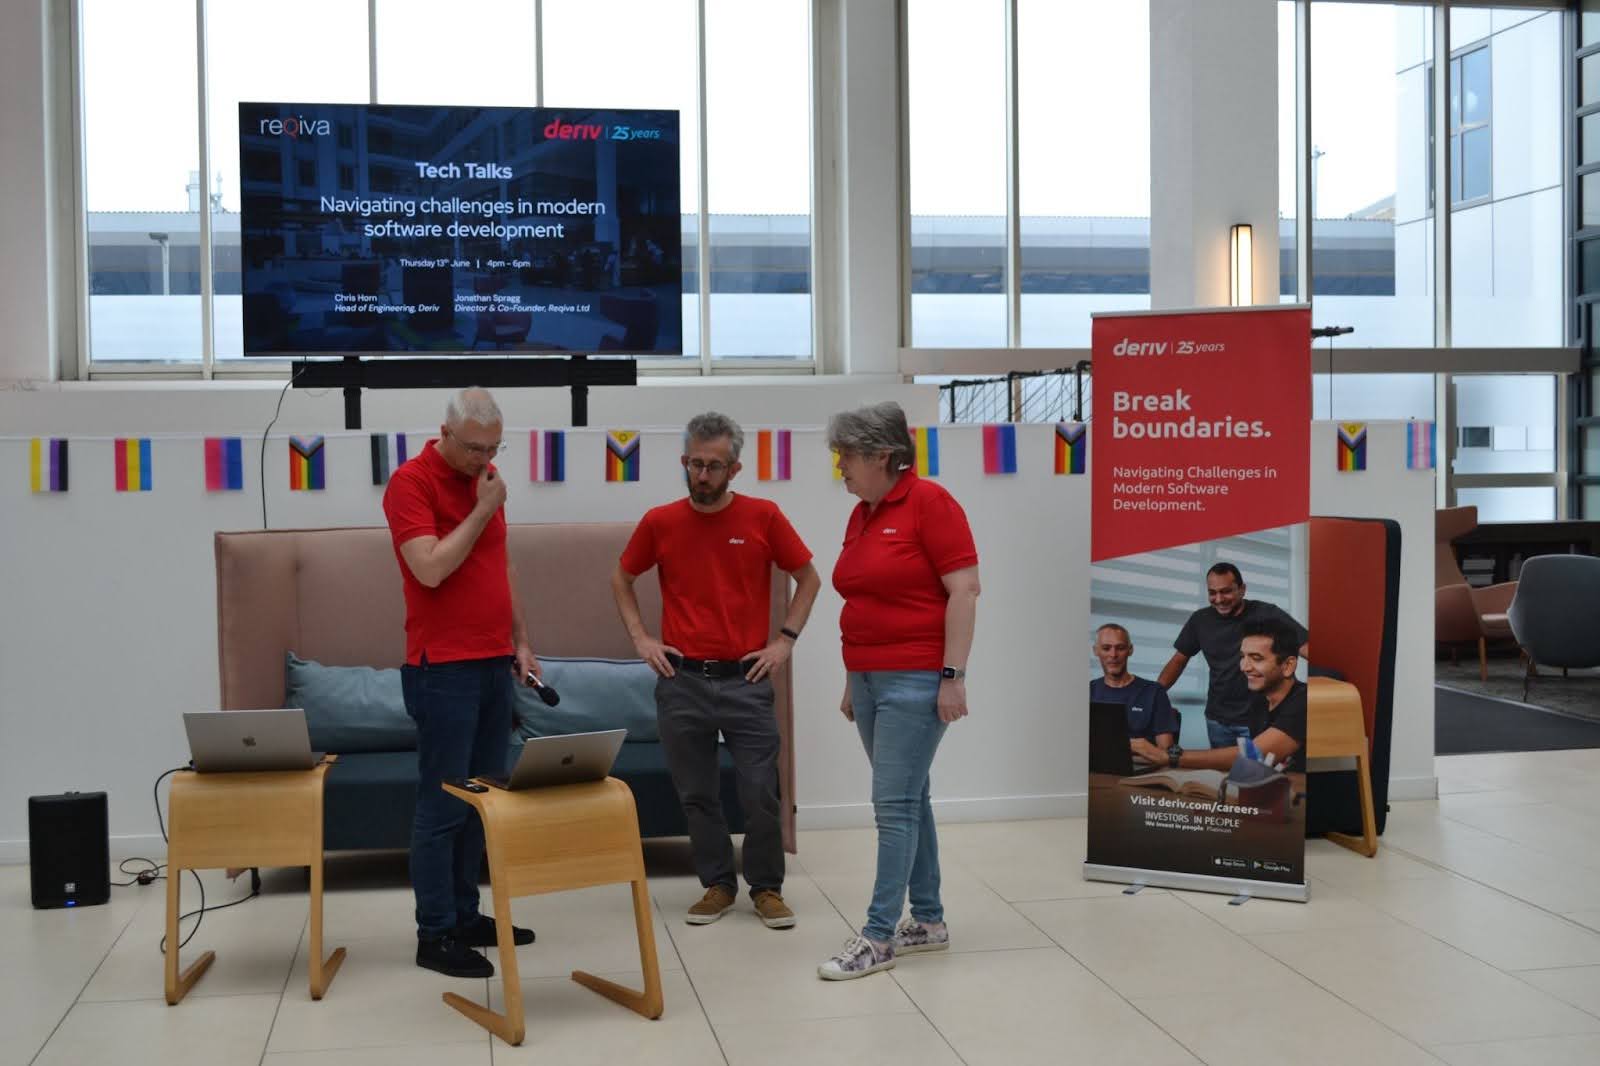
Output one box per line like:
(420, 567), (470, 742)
(284, 652), (417, 754)
(514, 657), (659, 742)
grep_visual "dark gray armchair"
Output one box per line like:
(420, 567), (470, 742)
(1505, 555), (1600, 700)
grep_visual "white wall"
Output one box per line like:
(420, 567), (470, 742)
(0, 390), (1435, 859)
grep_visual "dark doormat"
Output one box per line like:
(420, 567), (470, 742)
(1436, 684), (1600, 755)
(1436, 658), (1600, 723)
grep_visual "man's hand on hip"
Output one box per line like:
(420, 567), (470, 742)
(743, 639), (793, 683)
(633, 633), (680, 678)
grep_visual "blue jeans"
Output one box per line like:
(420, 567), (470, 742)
(1206, 719), (1252, 750)
(850, 670), (948, 943)
(400, 656), (513, 939)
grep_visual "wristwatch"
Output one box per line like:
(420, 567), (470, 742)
(1167, 743), (1184, 769)
(779, 626), (801, 641)
(941, 666), (965, 680)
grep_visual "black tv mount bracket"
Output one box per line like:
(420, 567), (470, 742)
(290, 354), (638, 430)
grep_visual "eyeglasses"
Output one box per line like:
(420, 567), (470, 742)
(685, 459), (730, 475)
(446, 429), (506, 457)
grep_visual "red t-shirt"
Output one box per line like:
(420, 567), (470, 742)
(620, 494), (812, 660)
(832, 471), (979, 672)
(382, 439), (514, 666)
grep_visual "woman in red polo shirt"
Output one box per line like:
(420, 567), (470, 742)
(817, 402), (980, 981)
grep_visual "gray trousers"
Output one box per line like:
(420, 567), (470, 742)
(655, 671), (784, 896)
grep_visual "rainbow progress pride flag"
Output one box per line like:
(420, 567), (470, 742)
(113, 438), (153, 492)
(605, 430), (640, 482)
(1337, 422), (1368, 472)
(1054, 422), (1086, 475)
(290, 436), (326, 491)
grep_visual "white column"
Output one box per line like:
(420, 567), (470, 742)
(1149, 0), (1280, 309)
(0, 0), (56, 381)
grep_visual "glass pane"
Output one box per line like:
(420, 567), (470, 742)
(1584, 483), (1600, 519)
(1312, 372), (1435, 422)
(1017, 0), (1149, 345)
(1584, 240), (1600, 294)
(375, 0), (536, 105)
(1450, 134), (1463, 204)
(1449, 56), (1462, 130)
(1309, 3), (1433, 346)
(544, 0), (699, 360)
(1586, 2), (1600, 49)
(1453, 375), (1556, 474)
(1585, 172), (1600, 231)
(1584, 114), (1600, 167)
(1460, 126), (1491, 201)
(83, 0), (200, 362)
(1583, 426), (1600, 476)
(1455, 486), (1556, 522)
(208, 0), (370, 360)
(909, 0), (1006, 347)
(1585, 53), (1600, 109)
(705, 0), (810, 358)
(1278, 1), (1298, 301)
(1459, 47), (1489, 126)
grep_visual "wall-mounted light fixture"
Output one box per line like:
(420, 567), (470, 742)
(1229, 223), (1253, 307)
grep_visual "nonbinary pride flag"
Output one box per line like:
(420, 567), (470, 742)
(204, 437), (244, 491)
(982, 424), (1018, 474)
(530, 430), (566, 482)
(910, 426), (940, 477)
(605, 430), (640, 482)
(29, 437), (67, 493)
(370, 432), (410, 485)
(1337, 422), (1368, 472)
(114, 438), (153, 492)
(1406, 421), (1436, 470)
(290, 436), (326, 491)
(1054, 422), (1087, 475)
(757, 429), (792, 482)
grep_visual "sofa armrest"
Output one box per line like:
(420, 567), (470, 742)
(1435, 584), (1482, 643)
(1469, 581), (1518, 617)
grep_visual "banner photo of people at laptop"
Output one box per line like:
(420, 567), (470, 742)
(1085, 305), (1312, 902)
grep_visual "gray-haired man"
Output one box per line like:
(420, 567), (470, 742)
(611, 413), (821, 928)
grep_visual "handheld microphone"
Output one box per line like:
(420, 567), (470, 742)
(524, 671), (560, 706)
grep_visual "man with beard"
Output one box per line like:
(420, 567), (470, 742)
(611, 413), (820, 929)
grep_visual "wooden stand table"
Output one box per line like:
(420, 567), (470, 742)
(1307, 677), (1379, 857)
(163, 757), (345, 1004)
(439, 776), (663, 1047)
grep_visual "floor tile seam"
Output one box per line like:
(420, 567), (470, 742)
(654, 892), (732, 1066)
(26, 893), (148, 1066)
(1428, 1030), (1600, 1050)
(1431, 811), (1600, 876)
(257, 912), (309, 1066)
(1372, 837), (1600, 935)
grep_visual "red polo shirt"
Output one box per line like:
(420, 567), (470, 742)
(620, 494), (812, 660)
(832, 470), (978, 672)
(382, 439), (513, 666)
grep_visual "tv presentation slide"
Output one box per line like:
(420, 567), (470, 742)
(239, 102), (681, 357)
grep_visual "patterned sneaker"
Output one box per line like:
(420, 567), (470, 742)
(893, 917), (949, 955)
(686, 885), (737, 925)
(817, 934), (895, 980)
(752, 890), (796, 929)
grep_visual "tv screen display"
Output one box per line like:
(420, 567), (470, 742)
(238, 102), (681, 357)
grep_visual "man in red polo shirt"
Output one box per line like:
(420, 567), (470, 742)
(383, 387), (539, 978)
(611, 412), (820, 929)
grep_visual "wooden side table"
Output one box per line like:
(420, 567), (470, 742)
(439, 776), (663, 1047)
(163, 757), (345, 1004)
(1306, 677), (1379, 857)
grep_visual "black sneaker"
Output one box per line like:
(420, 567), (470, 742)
(453, 914), (535, 948)
(416, 935), (494, 978)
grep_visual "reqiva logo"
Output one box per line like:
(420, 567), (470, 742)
(258, 115), (330, 139)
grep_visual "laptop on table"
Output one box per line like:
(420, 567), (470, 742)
(481, 729), (627, 790)
(183, 709), (324, 772)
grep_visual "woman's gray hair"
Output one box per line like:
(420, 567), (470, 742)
(445, 387), (503, 428)
(826, 401), (916, 471)
(685, 411), (745, 461)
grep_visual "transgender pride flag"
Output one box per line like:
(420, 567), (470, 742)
(1406, 421), (1436, 470)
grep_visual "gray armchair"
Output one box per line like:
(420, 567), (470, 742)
(1505, 554), (1600, 700)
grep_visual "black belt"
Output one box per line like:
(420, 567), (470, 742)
(670, 655), (757, 680)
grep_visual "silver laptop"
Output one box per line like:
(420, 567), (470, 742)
(184, 709), (324, 772)
(482, 729), (627, 791)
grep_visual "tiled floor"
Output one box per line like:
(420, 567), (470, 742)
(9, 749), (1600, 1065)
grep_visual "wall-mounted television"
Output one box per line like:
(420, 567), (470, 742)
(239, 102), (681, 357)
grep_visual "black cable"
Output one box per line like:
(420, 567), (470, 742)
(260, 363), (307, 529)
(144, 764), (260, 954)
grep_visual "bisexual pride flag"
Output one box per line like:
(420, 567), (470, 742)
(1406, 421), (1436, 470)
(757, 429), (791, 482)
(982, 424), (1018, 475)
(530, 430), (566, 483)
(370, 432), (410, 485)
(1337, 422), (1368, 472)
(204, 437), (244, 492)
(29, 437), (68, 493)
(289, 436), (326, 491)
(113, 438), (153, 492)
(1054, 422), (1086, 475)
(910, 427), (940, 477)
(605, 430), (640, 482)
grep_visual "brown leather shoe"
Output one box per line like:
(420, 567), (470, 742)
(752, 890), (796, 929)
(686, 885), (737, 924)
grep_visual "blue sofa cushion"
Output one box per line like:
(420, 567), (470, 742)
(285, 652), (416, 754)
(513, 657), (659, 743)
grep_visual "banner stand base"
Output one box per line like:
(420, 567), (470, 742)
(1083, 863), (1308, 904)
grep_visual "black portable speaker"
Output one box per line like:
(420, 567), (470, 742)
(29, 791), (110, 909)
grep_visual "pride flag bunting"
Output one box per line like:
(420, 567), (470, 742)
(204, 437), (244, 492)
(530, 430), (566, 482)
(1337, 422), (1368, 472)
(1406, 421), (1436, 471)
(910, 426), (940, 477)
(29, 438), (68, 493)
(370, 432), (410, 485)
(1054, 422), (1086, 475)
(757, 429), (791, 482)
(605, 430), (640, 482)
(290, 436), (326, 491)
(113, 438), (152, 492)
(982, 424), (1018, 475)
